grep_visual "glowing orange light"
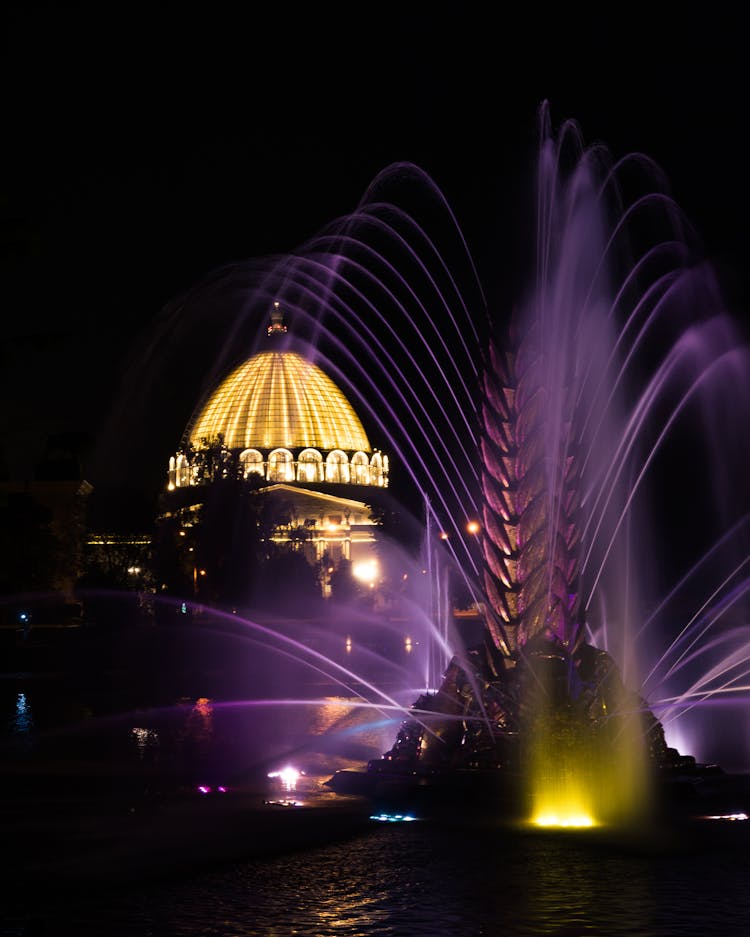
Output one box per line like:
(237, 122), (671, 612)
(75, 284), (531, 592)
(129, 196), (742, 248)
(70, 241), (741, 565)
(466, 520), (481, 535)
(353, 560), (379, 583)
(194, 697), (212, 717)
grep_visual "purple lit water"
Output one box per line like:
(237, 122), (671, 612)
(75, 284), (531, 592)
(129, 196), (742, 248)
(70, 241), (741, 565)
(479, 105), (750, 766)
(2, 670), (750, 937)
(261, 109), (750, 768)
(7, 102), (750, 932)
(93, 115), (750, 766)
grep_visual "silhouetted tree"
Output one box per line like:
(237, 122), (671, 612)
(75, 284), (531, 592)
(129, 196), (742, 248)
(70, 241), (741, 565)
(153, 475), (322, 611)
(182, 433), (239, 485)
(328, 557), (364, 606)
(255, 548), (323, 613)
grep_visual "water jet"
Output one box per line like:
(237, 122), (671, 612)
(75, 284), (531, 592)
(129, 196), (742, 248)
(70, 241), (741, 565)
(52, 101), (750, 832)
(322, 103), (750, 826)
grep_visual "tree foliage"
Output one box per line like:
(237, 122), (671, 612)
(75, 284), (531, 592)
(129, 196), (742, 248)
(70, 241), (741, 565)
(153, 476), (323, 614)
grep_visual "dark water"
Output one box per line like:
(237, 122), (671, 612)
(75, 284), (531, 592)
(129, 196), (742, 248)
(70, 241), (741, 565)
(4, 816), (750, 936)
(3, 637), (750, 937)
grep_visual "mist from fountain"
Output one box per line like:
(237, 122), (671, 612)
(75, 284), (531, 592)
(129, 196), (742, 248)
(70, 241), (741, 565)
(80, 103), (750, 823)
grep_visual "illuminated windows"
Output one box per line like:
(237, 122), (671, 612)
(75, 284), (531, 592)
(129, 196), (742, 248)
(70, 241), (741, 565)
(298, 448), (323, 483)
(268, 448), (294, 482)
(168, 350), (389, 489)
(240, 448), (264, 478)
(351, 450), (369, 485)
(326, 450), (350, 484)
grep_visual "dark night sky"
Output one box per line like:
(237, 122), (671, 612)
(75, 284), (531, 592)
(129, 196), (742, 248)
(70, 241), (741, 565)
(1, 5), (748, 501)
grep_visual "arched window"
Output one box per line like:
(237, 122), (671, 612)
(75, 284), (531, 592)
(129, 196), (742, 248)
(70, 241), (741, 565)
(351, 451), (370, 485)
(298, 448), (323, 483)
(268, 448), (294, 482)
(240, 448), (264, 479)
(326, 450), (350, 484)
(370, 451), (383, 487)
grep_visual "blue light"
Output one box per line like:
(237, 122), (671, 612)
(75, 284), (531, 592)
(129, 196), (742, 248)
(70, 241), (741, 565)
(369, 812), (417, 823)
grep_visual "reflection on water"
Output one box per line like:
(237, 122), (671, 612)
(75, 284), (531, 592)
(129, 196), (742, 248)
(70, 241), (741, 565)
(10, 691), (34, 741)
(5, 821), (750, 936)
(0, 679), (399, 794)
(3, 682), (750, 936)
(130, 725), (159, 760)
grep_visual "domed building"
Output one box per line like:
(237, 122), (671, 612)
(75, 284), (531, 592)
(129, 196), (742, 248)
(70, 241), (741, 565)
(163, 304), (390, 598)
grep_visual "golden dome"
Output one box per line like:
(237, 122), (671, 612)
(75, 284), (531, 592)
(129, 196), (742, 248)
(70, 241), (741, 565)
(187, 350), (372, 452)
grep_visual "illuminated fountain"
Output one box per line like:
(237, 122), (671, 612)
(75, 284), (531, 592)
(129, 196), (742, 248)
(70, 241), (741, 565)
(309, 103), (750, 825)
(87, 102), (750, 828)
